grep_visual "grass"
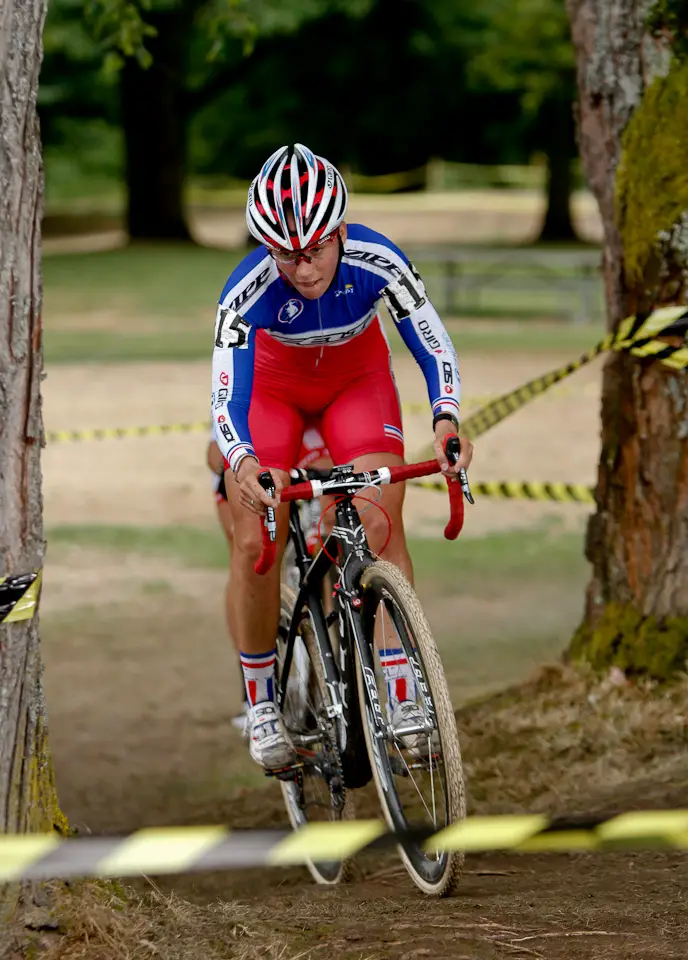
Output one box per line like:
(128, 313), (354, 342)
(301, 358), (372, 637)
(42, 243), (605, 363)
(43, 244), (243, 317)
(25, 880), (295, 960)
(43, 329), (215, 364)
(46, 520), (584, 585)
(45, 520), (589, 706)
(47, 523), (230, 570)
(408, 520), (586, 595)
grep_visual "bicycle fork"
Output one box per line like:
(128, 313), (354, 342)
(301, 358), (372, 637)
(339, 586), (437, 747)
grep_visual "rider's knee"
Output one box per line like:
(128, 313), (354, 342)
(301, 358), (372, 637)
(363, 506), (400, 552)
(232, 517), (264, 565)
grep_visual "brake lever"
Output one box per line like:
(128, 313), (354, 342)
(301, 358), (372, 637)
(444, 435), (475, 505)
(257, 471), (278, 541)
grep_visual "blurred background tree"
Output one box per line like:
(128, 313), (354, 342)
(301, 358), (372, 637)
(39, 0), (580, 244)
(468, 0), (579, 241)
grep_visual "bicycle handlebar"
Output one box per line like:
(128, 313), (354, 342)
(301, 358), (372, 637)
(254, 433), (472, 574)
(254, 472), (278, 575)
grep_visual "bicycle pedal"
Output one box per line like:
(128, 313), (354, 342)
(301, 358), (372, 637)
(265, 762), (304, 782)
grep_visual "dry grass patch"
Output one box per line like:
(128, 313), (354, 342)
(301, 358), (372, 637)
(460, 663), (688, 816)
(15, 880), (296, 960)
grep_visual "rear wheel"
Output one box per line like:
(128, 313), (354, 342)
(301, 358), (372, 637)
(276, 588), (355, 885)
(355, 561), (466, 896)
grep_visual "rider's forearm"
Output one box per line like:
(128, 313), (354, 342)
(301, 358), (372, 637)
(395, 301), (461, 422)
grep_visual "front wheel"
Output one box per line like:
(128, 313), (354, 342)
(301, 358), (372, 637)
(355, 560), (466, 896)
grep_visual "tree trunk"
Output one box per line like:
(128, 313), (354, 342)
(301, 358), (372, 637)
(0, 0), (65, 930)
(566, 0), (688, 677)
(121, 7), (195, 241)
(537, 98), (578, 243)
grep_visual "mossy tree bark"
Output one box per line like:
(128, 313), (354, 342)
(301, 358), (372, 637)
(0, 0), (65, 930)
(566, 0), (688, 678)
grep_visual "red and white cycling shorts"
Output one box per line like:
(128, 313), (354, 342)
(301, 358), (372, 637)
(248, 317), (404, 472)
(213, 424), (329, 504)
(296, 425), (330, 468)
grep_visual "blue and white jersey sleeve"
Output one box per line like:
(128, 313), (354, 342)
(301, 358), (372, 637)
(384, 271), (461, 422)
(343, 226), (461, 421)
(211, 249), (277, 471)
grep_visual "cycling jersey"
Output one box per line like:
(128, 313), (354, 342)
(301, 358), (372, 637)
(212, 224), (461, 473)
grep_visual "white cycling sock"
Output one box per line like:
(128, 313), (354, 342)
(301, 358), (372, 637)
(240, 649), (276, 705)
(380, 647), (417, 708)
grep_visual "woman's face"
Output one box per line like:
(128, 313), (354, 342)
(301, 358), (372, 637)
(271, 223), (347, 300)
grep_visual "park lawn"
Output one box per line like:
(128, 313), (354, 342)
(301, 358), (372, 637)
(43, 244), (605, 364)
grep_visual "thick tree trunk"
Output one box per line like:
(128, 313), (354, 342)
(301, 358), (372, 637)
(0, 0), (65, 931)
(567, 0), (688, 677)
(538, 98), (578, 243)
(121, 7), (194, 241)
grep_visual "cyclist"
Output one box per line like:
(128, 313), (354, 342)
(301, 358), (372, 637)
(211, 143), (473, 771)
(207, 426), (332, 731)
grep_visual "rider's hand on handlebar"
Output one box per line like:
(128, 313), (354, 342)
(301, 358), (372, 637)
(234, 457), (283, 515)
(433, 420), (474, 475)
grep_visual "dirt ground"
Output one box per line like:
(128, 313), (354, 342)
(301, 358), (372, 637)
(31, 188), (688, 958)
(35, 345), (688, 960)
(39, 574), (688, 960)
(41, 347), (601, 537)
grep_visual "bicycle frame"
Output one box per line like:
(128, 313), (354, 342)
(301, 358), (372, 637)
(277, 491), (373, 739)
(269, 438), (473, 757)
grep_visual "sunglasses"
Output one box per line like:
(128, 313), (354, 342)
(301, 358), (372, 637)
(270, 230), (339, 266)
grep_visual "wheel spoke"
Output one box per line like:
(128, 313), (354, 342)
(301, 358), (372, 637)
(392, 741), (435, 823)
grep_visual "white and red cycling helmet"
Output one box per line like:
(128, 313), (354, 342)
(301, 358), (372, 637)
(246, 143), (348, 252)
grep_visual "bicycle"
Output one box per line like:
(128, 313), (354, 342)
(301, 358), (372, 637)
(255, 436), (474, 896)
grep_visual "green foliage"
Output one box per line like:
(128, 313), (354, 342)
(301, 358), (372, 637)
(467, 0), (575, 115)
(83, 0), (158, 68)
(570, 602), (688, 680)
(189, 0), (510, 180)
(40, 0), (574, 231)
(615, 60), (688, 285)
(43, 120), (123, 209)
(79, 0), (373, 69)
(40, 0), (120, 149)
(197, 0), (259, 61)
(648, 0), (688, 60)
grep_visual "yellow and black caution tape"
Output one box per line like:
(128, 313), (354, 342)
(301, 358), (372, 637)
(43, 307), (686, 448)
(411, 479), (595, 504)
(41, 389), (573, 447)
(461, 306), (688, 441)
(0, 571), (42, 624)
(45, 420), (211, 445)
(43, 400), (493, 445)
(42, 400), (493, 445)
(2, 810), (687, 881)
